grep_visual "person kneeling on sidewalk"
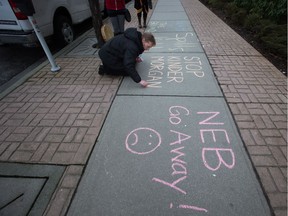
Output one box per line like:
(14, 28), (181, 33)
(98, 28), (156, 88)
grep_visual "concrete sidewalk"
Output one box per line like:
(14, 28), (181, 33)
(0, 0), (286, 215)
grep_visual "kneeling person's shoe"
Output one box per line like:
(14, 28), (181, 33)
(98, 65), (104, 75)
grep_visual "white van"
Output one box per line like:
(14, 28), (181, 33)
(0, 0), (105, 47)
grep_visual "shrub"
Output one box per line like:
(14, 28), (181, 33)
(204, 0), (287, 61)
(233, 0), (287, 24)
(253, 0), (287, 23)
(262, 38), (287, 57)
(253, 19), (276, 38)
(244, 13), (262, 31)
(208, 0), (225, 9)
(225, 2), (239, 17)
(231, 8), (247, 26)
(233, 0), (251, 9)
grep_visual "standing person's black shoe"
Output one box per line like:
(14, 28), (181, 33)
(98, 65), (104, 75)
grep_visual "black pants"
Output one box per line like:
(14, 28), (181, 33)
(102, 63), (128, 76)
(137, 4), (148, 25)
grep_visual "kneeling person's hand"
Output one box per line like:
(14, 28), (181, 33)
(139, 80), (148, 87)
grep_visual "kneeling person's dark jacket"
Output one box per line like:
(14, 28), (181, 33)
(98, 28), (144, 83)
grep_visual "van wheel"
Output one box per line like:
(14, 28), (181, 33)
(54, 15), (74, 47)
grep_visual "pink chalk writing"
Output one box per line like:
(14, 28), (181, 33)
(200, 129), (230, 144)
(171, 145), (188, 176)
(124, 105), (237, 213)
(202, 148), (235, 171)
(179, 204), (208, 213)
(152, 130), (191, 194)
(125, 127), (161, 155)
(197, 112), (224, 125)
(171, 146), (187, 166)
(199, 128), (234, 171)
(169, 105), (189, 125)
(152, 176), (187, 195)
(170, 203), (208, 213)
(170, 130), (191, 146)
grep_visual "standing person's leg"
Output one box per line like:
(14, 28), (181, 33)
(107, 10), (121, 36)
(110, 16), (121, 35)
(143, 11), (148, 28)
(142, 3), (148, 28)
(117, 14), (125, 33)
(137, 12), (142, 28)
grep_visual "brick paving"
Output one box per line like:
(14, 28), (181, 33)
(0, 57), (121, 164)
(0, 0), (286, 215)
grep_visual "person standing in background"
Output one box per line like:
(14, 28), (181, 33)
(105, 0), (126, 36)
(134, 0), (152, 28)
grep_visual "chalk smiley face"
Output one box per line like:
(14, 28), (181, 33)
(125, 127), (162, 155)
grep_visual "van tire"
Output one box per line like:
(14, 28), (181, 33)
(54, 15), (74, 47)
